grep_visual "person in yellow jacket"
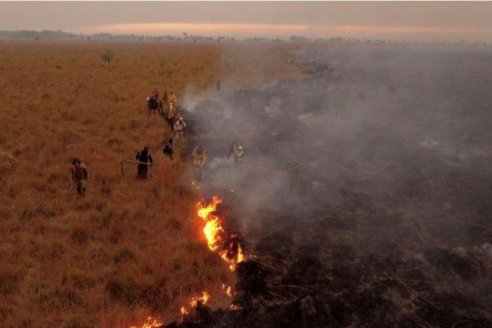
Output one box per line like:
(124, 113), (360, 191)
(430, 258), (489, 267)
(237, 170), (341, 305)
(168, 91), (178, 106)
(167, 91), (178, 125)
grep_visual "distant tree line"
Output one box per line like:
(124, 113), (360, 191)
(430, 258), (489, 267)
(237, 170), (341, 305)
(0, 29), (488, 46)
(0, 30), (79, 40)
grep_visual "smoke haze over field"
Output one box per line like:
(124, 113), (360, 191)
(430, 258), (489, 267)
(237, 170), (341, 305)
(2, 2), (492, 42)
(186, 43), (492, 240)
(176, 42), (492, 326)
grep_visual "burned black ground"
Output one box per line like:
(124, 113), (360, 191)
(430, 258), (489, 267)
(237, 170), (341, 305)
(170, 42), (492, 327)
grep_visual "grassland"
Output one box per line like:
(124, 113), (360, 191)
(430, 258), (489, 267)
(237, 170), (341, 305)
(0, 40), (304, 327)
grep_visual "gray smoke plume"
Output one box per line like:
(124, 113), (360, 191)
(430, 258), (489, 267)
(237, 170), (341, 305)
(175, 42), (492, 327)
(184, 43), (492, 238)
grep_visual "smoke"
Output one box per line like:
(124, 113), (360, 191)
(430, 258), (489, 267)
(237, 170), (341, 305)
(177, 42), (492, 326)
(184, 42), (492, 230)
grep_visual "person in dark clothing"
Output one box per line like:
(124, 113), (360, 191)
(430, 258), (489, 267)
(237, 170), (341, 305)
(70, 158), (89, 195)
(136, 146), (153, 179)
(163, 138), (173, 160)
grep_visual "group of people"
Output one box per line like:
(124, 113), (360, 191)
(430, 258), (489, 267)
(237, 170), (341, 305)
(146, 88), (178, 119)
(71, 88), (246, 195)
(148, 88), (188, 141)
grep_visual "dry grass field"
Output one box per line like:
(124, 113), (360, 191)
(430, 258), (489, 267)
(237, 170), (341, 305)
(0, 40), (305, 327)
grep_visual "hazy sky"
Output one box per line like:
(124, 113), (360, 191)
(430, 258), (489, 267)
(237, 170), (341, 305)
(1, 2), (492, 41)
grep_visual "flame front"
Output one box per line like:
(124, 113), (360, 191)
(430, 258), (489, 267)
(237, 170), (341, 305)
(129, 316), (162, 328)
(197, 197), (246, 271)
(190, 291), (210, 307)
(179, 291), (210, 320)
(131, 197), (244, 327)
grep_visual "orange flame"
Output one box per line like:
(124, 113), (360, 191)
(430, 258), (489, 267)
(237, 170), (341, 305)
(131, 197), (244, 327)
(197, 197), (246, 271)
(190, 291), (210, 307)
(180, 291), (210, 320)
(129, 316), (163, 328)
(222, 283), (234, 297)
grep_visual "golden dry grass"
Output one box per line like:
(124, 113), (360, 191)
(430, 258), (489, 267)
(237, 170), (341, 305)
(0, 40), (304, 327)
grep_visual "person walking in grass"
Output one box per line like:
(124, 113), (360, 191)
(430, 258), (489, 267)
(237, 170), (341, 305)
(173, 116), (187, 140)
(163, 138), (174, 160)
(136, 146), (153, 179)
(230, 143), (244, 163)
(70, 158), (88, 195)
(192, 145), (207, 182)
(168, 90), (178, 107)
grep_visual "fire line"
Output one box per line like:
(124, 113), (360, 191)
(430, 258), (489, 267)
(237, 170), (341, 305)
(131, 196), (245, 327)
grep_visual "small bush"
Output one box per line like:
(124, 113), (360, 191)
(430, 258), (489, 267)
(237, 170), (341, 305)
(101, 50), (113, 65)
(71, 227), (89, 245)
(113, 248), (136, 264)
(165, 218), (182, 232)
(62, 315), (91, 328)
(0, 269), (19, 295)
(0, 207), (10, 220)
(106, 278), (138, 305)
(21, 202), (55, 220)
(139, 281), (170, 311)
(101, 209), (113, 228)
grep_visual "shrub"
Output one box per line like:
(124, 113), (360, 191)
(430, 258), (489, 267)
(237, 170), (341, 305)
(21, 202), (55, 220)
(0, 269), (19, 295)
(71, 227), (89, 245)
(62, 315), (91, 328)
(113, 248), (136, 264)
(106, 278), (138, 305)
(0, 207), (10, 220)
(101, 50), (113, 65)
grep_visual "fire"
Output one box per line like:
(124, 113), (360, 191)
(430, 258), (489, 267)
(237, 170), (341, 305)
(129, 316), (162, 328)
(190, 291), (210, 307)
(179, 291), (210, 320)
(196, 197), (246, 271)
(197, 196), (222, 220)
(131, 197), (245, 327)
(222, 283), (234, 297)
